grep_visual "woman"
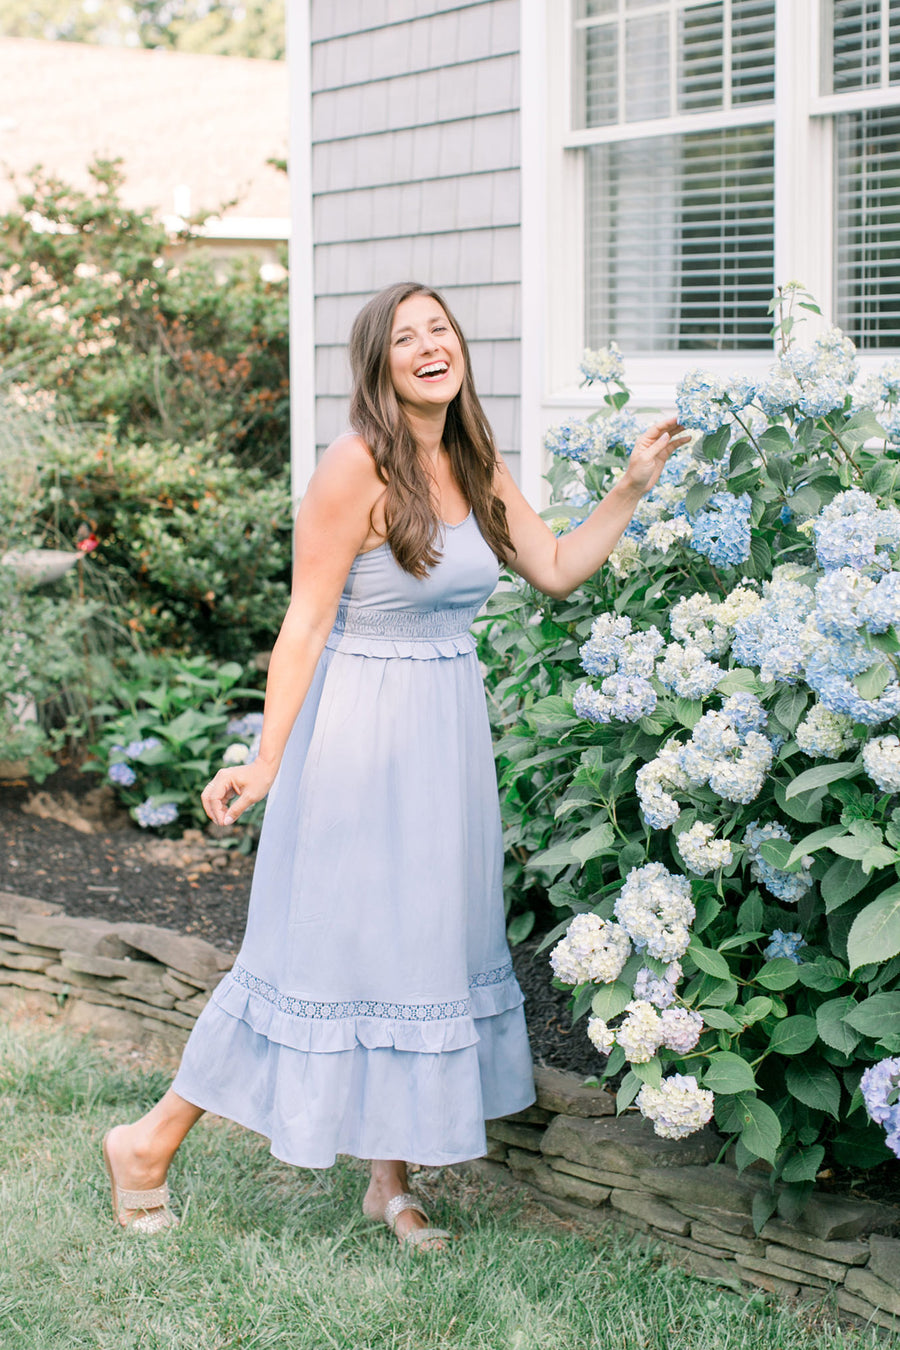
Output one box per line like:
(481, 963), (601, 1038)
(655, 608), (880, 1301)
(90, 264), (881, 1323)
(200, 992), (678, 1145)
(102, 282), (687, 1248)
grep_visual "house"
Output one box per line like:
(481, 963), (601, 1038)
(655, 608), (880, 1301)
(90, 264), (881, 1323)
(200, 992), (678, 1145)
(0, 37), (289, 269)
(285, 0), (900, 505)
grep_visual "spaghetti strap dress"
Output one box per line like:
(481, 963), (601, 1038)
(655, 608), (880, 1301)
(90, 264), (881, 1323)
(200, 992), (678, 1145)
(172, 510), (536, 1167)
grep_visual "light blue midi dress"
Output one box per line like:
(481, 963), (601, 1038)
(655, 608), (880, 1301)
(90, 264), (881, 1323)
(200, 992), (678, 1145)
(173, 510), (536, 1167)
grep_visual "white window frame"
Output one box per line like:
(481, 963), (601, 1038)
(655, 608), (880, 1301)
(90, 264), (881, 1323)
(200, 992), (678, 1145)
(522, 0), (868, 503)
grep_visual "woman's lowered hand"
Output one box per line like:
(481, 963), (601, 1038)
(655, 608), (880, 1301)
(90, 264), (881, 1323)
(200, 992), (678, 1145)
(201, 759), (278, 827)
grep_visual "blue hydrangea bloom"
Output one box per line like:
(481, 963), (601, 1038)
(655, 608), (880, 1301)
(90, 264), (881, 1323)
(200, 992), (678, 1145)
(543, 417), (600, 463)
(676, 370), (730, 434)
(861, 1057), (900, 1160)
(690, 493), (752, 568)
(764, 930), (807, 963)
(226, 712), (265, 737)
(135, 800), (179, 829)
(125, 736), (162, 759)
(720, 692), (768, 737)
(108, 762), (137, 788)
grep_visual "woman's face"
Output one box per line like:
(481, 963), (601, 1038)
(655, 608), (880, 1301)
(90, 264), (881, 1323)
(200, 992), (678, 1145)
(387, 294), (465, 413)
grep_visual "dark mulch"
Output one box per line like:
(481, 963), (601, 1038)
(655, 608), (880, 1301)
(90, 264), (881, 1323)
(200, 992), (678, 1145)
(0, 763), (592, 1073)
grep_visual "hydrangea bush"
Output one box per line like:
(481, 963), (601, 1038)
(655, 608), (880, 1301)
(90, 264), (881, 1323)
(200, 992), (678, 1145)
(477, 287), (900, 1212)
(88, 651), (264, 844)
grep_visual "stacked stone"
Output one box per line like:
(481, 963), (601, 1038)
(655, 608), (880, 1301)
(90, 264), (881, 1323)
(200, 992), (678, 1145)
(486, 1066), (900, 1331)
(0, 891), (231, 1043)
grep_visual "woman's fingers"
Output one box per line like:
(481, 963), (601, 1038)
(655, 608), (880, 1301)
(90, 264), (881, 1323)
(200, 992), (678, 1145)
(201, 769), (246, 826)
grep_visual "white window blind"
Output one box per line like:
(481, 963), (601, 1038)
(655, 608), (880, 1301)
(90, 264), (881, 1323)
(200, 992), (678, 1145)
(835, 107), (900, 345)
(574, 0), (776, 130)
(826, 0), (900, 94)
(585, 125), (775, 351)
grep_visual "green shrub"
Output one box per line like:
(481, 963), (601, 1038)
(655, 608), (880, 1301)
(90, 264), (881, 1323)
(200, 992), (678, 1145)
(477, 286), (900, 1207)
(0, 158), (289, 469)
(38, 433), (292, 660)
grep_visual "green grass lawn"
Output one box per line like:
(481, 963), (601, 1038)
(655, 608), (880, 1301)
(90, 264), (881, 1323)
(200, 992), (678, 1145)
(0, 1020), (897, 1350)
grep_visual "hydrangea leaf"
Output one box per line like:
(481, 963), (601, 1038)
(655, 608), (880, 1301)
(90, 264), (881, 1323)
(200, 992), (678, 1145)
(687, 939), (731, 980)
(767, 1014), (818, 1056)
(756, 958), (801, 991)
(786, 825), (848, 867)
(831, 1128), (893, 1169)
(821, 856), (869, 913)
(816, 996), (862, 1053)
(525, 840), (577, 873)
(631, 1058), (663, 1088)
(735, 1092), (782, 1164)
(591, 981), (632, 1022)
(758, 425), (794, 457)
(703, 1051), (757, 1094)
(616, 1069), (641, 1114)
(774, 778), (826, 825)
(781, 1144), (826, 1183)
(797, 957), (849, 992)
(840, 409), (889, 452)
(757, 837), (799, 871)
(507, 911), (535, 945)
(699, 1007), (741, 1030)
(728, 440), (757, 475)
(785, 760), (860, 800)
(570, 822), (616, 866)
(844, 992), (900, 1041)
(739, 997), (774, 1025)
(853, 662), (894, 702)
(785, 1061), (841, 1118)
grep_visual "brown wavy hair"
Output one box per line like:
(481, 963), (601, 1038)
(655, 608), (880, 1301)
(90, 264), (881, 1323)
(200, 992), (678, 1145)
(348, 281), (514, 577)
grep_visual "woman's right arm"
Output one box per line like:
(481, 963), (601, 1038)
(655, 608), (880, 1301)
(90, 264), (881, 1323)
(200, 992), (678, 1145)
(201, 435), (382, 827)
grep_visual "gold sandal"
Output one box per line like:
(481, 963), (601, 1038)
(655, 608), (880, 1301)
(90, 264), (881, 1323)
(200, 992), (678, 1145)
(380, 1192), (451, 1251)
(102, 1131), (178, 1235)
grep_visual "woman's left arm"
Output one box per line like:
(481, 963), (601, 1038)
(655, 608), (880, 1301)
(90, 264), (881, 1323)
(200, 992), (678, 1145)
(494, 417), (690, 600)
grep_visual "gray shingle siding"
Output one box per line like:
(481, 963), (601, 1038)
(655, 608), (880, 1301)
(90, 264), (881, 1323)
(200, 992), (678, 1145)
(310, 0), (521, 467)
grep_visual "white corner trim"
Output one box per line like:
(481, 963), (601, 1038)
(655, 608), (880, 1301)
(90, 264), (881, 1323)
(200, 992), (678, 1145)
(286, 0), (316, 509)
(519, 0), (550, 509)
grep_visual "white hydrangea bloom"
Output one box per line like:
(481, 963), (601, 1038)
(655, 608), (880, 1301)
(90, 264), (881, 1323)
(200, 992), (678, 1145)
(659, 1007), (704, 1053)
(670, 592), (730, 656)
(633, 962), (681, 1008)
(635, 741), (690, 830)
(550, 913), (632, 986)
(616, 1000), (664, 1063)
(714, 583), (763, 631)
(607, 536), (642, 578)
(587, 1016), (616, 1056)
(795, 703), (856, 759)
(636, 1074), (715, 1139)
(676, 821), (734, 876)
(656, 642), (724, 700)
(614, 862), (695, 962)
(222, 743), (249, 766)
(863, 736), (900, 794)
(644, 517), (693, 554)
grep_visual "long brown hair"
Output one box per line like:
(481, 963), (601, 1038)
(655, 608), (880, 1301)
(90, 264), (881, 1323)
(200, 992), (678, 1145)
(348, 281), (514, 577)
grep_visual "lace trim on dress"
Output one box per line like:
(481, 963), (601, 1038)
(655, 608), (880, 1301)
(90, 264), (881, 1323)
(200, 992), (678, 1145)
(229, 959), (514, 1021)
(330, 602), (481, 642)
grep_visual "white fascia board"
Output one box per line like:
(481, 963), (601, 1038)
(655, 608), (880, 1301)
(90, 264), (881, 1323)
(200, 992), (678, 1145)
(286, 0), (317, 510)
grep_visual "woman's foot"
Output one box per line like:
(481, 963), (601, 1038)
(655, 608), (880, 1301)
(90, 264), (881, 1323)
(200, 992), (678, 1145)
(102, 1123), (177, 1232)
(363, 1165), (449, 1252)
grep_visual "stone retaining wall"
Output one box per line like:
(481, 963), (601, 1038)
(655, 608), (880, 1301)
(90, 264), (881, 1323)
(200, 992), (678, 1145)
(2, 889), (898, 1330)
(486, 1066), (900, 1332)
(0, 890), (231, 1045)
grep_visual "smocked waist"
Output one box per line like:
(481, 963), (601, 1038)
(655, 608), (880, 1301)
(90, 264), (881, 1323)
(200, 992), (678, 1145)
(324, 602), (481, 659)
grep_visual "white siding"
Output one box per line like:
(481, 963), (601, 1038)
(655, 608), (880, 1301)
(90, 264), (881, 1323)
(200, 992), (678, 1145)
(310, 0), (521, 466)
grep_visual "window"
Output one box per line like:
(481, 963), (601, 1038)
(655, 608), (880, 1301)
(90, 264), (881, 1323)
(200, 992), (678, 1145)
(571, 0), (777, 354)
(819, 2), (900, 346)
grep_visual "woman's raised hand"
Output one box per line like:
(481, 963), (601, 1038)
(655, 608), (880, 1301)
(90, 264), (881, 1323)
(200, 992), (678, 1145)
(621, 416), (692, 496)
(201, 760), (278, 828)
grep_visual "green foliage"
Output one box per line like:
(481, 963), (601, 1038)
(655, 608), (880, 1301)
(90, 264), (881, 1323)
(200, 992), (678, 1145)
(0, 0), (285, 58)
(0, 159), (290, 469)
(0, 563), (101, 779)
(476, 296), (900, 1179)
(36, 431), (292, 659)
(87, 649), (264, 841)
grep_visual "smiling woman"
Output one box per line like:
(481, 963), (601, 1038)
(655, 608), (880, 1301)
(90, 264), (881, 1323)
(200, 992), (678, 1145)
(101, 280), (687, 1252)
